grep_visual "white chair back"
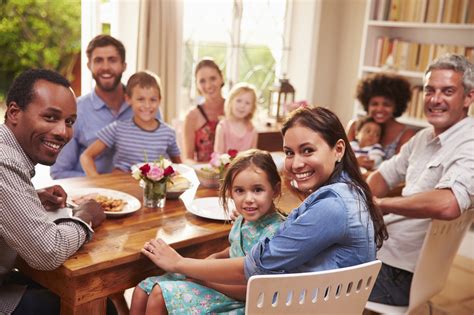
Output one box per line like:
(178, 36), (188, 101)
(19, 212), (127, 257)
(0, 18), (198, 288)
(365, 210), (474, 314)
(245, 260), (382, 315)
(408, 210), (474, 313)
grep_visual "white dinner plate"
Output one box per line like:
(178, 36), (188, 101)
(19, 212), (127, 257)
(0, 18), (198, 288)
(69, 188), (141, 218)
(187, 197), (232, 221)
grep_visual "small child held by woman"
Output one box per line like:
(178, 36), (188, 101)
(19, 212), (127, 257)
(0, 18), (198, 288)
(130, 149), (283, 314)
(214, 83), (258, 154)
(80, 71), (182, 176)
(350, 116), (385, 170)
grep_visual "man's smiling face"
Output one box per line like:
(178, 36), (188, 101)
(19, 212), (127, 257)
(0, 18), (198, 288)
(9, 80), (77, 165)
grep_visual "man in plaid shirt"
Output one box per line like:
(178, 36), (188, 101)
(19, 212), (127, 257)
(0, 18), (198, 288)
(0, 69), (109, 314)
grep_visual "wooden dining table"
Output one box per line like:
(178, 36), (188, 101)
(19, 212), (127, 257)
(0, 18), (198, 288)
(17, 172), (301, 315)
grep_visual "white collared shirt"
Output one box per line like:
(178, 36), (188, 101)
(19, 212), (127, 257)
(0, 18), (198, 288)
(377, 117), (474, 272)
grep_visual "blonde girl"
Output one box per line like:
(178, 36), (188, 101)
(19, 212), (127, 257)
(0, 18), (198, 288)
(131, 149), (283, 315)
(214, 83), (258, 154)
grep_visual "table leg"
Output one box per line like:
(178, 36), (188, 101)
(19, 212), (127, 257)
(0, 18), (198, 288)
(60, 297), (107, 315)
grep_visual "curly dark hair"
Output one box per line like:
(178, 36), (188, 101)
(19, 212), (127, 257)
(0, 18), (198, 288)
(5, 69), (71, 121)
(356, 73), (412, 118)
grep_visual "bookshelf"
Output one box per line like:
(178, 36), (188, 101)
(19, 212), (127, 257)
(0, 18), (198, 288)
(354, 0), (474, 128)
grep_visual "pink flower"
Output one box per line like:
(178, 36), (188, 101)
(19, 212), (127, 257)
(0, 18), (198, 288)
(131, 157), (175, 184)
(147, 165), (164, 181)
(209, 152), (221, 168)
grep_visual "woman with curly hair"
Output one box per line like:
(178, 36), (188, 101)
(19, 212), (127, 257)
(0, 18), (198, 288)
(347, 73), (417, 169)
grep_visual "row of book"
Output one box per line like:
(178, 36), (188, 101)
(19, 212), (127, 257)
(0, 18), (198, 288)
(372, 0), (474, 24)
(403, 86), (425, 120)
(374, 36), (474, 72)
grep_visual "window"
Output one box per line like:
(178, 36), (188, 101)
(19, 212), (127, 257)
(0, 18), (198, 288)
(181, 0), (291, 114)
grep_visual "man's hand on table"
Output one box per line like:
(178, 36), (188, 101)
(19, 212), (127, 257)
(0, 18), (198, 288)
(37, 185), (67, 211)
(74, 200), (106, 228)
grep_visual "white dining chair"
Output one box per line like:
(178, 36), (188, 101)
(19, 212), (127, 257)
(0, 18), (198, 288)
(245, 260), (382, 314)
(365, 210), (474, 314)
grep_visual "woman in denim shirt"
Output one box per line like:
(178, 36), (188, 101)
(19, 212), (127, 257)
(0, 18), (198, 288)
(140, 107), (388, 293)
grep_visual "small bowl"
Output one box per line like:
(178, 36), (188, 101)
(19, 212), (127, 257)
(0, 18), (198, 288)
(194, 166), (221, 188)
(166, 180), (191, 199)
(166, 189), (187, 199)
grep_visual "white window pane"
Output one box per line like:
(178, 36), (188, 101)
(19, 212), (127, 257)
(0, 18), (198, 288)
(180, 0), (290, 114)
(183, 0), (233, 43)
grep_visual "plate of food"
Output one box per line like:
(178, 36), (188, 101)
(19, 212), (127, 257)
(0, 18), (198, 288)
(186, 197), (232, 221)
(69, 188), (141, 217)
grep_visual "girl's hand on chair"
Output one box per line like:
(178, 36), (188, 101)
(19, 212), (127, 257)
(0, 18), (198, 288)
(141, 238), (182, 272)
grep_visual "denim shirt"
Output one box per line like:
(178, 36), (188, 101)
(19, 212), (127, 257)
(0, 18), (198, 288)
(244, 173), (376, 279)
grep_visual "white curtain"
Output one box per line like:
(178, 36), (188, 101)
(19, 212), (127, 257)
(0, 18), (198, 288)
(137, 0), (183, 123)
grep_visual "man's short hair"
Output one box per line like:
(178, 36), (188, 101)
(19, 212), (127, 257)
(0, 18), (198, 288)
(5, 69), (71, 121)
(425, 54), (474, 94)
(86, 34), (126, 63)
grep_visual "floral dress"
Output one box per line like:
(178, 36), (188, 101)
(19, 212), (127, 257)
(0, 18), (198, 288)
(138, 212), (282, 314)
(195, 105), (219, 162)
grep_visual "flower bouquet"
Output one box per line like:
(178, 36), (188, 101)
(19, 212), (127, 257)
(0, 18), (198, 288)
(131, 157), (175, 208)
(195, 149), (238, 188)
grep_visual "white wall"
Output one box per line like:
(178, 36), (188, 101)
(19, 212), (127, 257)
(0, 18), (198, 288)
(311, 0), (366, 127)
(287, 0), (321, 105)
(287, 0), (366, 127)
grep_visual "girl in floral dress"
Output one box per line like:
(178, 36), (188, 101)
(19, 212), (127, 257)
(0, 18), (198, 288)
(130, 150), (283, 315)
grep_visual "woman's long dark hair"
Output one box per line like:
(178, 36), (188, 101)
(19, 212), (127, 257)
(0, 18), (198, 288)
(282, 107), (388, 249)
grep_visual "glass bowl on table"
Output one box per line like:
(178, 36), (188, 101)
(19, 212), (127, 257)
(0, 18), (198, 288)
(193, 164), (221, 189)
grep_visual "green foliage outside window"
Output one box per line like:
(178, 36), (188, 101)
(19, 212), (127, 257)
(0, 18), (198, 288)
(183, 41), (276, 108)
(0, 0), (81, 100)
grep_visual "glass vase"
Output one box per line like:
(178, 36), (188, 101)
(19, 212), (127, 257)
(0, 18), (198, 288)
(143, 180), (167, 209)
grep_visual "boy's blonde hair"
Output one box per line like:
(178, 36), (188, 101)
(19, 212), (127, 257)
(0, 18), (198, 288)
(126, 71), (163, 99)
(224, 82), (257, 120)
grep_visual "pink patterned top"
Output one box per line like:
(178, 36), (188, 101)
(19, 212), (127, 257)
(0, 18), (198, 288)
(218, 119), (257, 153)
